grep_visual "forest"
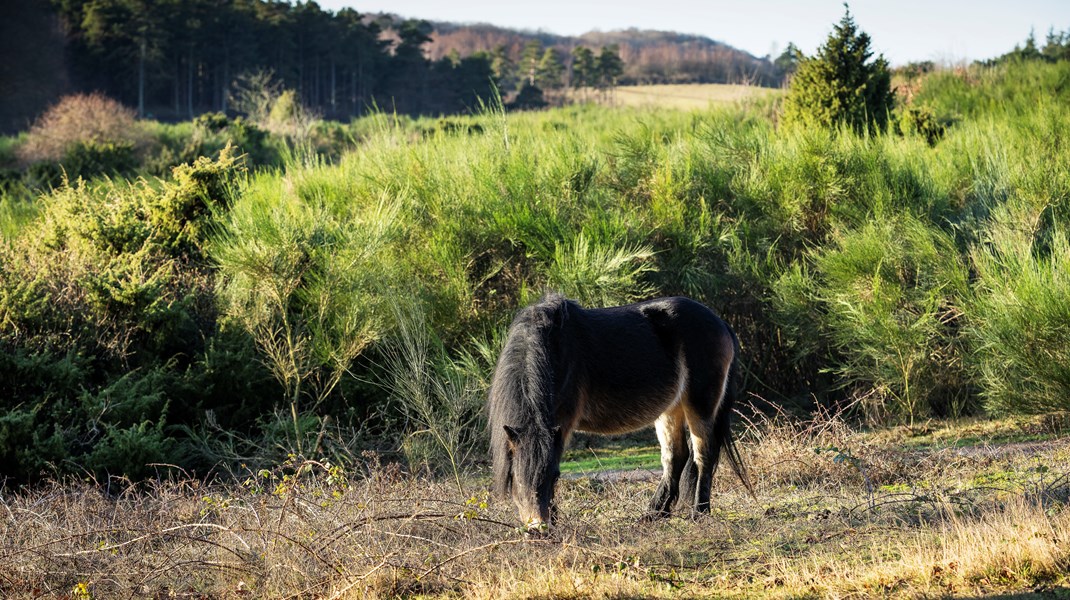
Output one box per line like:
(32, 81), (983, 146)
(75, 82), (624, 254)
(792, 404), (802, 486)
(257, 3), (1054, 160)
(4, 0), (686, 130)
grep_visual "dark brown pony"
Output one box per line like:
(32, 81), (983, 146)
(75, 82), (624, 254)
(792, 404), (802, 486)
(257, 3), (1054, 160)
(489, 293), (752, 530)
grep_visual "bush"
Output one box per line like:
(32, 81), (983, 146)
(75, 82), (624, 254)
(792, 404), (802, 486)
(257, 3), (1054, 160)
(0, 148), (254, 481)
(896, 105), (946, 145)
(969, 200), (1070, 415)
(211, 163), (399, 456)
(15, 93), (147, 165)
(780, 8), (893, 133)
(808, 215), (970, 423)
(61, 140), (138, 179)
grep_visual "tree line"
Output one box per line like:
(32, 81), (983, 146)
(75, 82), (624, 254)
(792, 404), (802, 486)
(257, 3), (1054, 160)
(429, 25), (785, 87)
(43, 0), (627, 120)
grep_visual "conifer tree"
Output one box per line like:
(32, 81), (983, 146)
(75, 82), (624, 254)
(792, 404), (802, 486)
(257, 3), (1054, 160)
(595, 45), (624, 91)
(520, 39), (544, 86)
(570, 46), (596, 93)
(536, 48), (564, 90)
(781, 5), (892, 133)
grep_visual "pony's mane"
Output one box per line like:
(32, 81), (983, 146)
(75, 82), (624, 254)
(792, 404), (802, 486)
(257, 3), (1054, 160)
(488, 294), (574, 497)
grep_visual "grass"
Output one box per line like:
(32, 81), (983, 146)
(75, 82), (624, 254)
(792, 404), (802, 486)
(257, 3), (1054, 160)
(3, 415), (1068, 599)
(562, 432), (661, 475)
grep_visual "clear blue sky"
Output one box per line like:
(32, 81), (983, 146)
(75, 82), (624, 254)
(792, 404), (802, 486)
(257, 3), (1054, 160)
(318, 0), (1069, 65)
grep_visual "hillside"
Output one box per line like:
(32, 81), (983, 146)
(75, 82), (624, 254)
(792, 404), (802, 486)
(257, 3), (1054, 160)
(427, 22), (784, 86)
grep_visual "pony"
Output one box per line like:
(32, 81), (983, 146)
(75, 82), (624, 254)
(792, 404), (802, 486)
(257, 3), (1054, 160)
(488, 293), (753, 530)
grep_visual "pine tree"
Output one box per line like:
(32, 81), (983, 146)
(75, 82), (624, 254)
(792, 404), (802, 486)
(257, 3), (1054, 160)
(536, 48), (564, 90)
(571, 46), (596, 92)
(520, 39), (544, 86)
(781, 5), (892, 133)
(595, 45), (624, 91)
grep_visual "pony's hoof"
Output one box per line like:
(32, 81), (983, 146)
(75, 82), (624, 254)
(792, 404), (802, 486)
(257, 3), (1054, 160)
(638, 510), (670, 523)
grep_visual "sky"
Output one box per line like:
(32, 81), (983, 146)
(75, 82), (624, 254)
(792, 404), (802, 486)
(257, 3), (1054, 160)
(317, 0), (1069, 66)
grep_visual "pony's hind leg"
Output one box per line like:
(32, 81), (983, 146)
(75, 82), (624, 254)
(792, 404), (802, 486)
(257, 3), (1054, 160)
(683, 353), (733, 514)
(647, 405), (688, 518)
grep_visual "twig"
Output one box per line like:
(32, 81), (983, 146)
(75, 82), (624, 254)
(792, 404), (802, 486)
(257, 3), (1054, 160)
(324, 554), (395, 600)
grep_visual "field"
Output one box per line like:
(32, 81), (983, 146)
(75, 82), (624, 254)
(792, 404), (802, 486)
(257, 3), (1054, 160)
(565, 83), (782, 110)
(3, 415), (1068, 598)
(2, 60), (1070, 598)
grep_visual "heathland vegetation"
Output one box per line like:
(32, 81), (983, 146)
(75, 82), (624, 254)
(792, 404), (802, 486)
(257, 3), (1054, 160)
(2, 8), (1070, 597)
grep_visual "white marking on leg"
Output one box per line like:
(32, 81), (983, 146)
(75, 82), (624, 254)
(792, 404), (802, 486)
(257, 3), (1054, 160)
(654, 413), (677, 476)
(655, 351), (691, 476)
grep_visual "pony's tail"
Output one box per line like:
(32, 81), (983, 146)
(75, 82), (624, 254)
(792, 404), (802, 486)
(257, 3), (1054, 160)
(719, 331), (756, 500)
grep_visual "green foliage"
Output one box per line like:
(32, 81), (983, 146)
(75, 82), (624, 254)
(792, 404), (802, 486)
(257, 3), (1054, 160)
(596, 45), (625, 89)
(62, 140), (138, 179)
(811, 216), (970, 423)
(5, 59), (1070, 482)
(537, 48), (565, 90)
(546, 234), (656, 307)
(571, 46), (597, 89)
(378, 303), (489, 482)
(0, 148), (259, 481)
(212, 161), (399, 454)
(781, 7), (893, 133)
(969, 197), (1070, 415)
(895, 105), (946, 146)
(510, 83), (547, 110)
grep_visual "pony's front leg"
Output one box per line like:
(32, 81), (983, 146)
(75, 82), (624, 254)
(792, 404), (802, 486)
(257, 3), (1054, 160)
(647, 409), (688, 518)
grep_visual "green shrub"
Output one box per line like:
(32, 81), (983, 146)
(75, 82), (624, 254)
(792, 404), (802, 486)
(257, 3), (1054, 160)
(545, 234), (656, 307)
(969, 199), (1070, 415)
(810, 215), (970, 423)
(62, 140), (138, 179)
(896, 105), (946, 145)
(212, 163), (399, 455)
(0, 149), (248, 481)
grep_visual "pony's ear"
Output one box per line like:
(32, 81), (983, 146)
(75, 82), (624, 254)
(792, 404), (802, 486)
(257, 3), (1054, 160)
(503, 425), (521, 449)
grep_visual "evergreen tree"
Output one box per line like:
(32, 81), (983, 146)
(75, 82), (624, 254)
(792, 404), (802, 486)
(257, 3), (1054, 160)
(780, 5), (893, 133)
(490, 44), (517, 92)
(536, 47), (564, 90)
(520, 39), (543, 87)
(595, 45), (624, 91)
(571, 45), (596, 91)
(774, 42), (801, 77)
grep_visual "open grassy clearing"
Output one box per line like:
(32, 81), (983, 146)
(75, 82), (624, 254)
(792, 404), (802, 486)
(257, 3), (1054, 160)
(3, 415), (1067, 599)
(565, 83), (782, 110)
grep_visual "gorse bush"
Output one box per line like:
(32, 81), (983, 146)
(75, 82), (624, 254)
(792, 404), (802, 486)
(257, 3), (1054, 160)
(969, 193), (1070, 415)
(0, 147), (277, 481)
(212, 161), (400, 456)
(810, 216), (970, 423)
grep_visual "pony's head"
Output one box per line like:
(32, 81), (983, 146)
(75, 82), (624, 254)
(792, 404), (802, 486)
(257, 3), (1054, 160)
(488, 294), (571, 530)
(497, 423), (564, 531)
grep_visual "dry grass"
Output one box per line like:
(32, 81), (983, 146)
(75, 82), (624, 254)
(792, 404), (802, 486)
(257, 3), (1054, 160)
(2, 416), (1069, 599)
(566, 84), (782, 111)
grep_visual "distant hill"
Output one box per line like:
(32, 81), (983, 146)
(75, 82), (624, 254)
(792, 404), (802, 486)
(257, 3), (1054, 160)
(426, 23), (784, 87)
